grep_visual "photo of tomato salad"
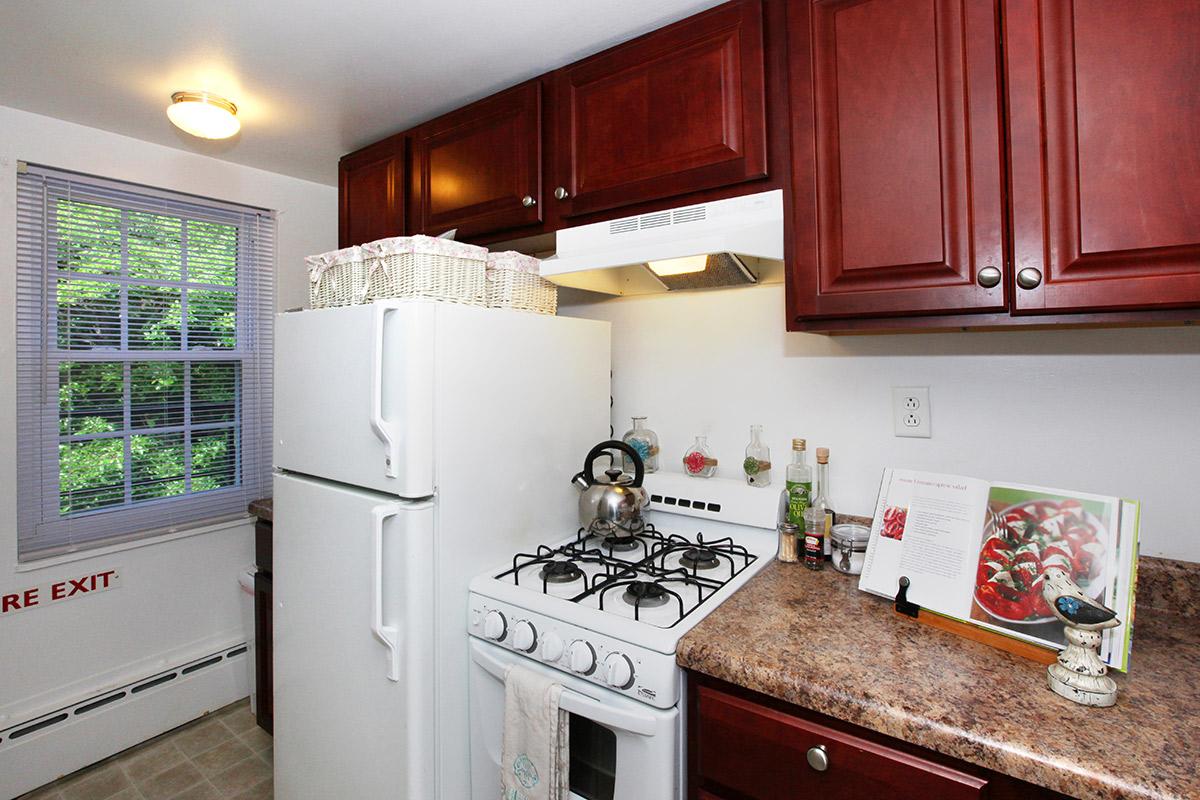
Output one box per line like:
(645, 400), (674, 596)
(973, 498), (1106, 624)
(881, 506), (907, 540)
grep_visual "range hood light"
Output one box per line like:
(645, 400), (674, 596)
(646, 255), (709, 277)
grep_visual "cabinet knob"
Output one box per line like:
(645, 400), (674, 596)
(522, 195), (536, 207)
(806, 745), (829, 772)
(554, 186), (569, 200)
(976, 266), (1002, 288)
(1016, 267), (1043, 290)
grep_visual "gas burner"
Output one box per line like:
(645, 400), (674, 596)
(679, 547), (720, 570)
(539, 560), (583, 584)
(601, 534), (642, 553)
(623, 581), (669, 608)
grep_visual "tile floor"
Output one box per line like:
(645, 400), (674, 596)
(18, 700), (272, 800)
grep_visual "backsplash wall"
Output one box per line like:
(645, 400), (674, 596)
(559, 283), (1200, 562)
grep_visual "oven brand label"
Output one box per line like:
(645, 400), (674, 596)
(637, 686), (657, 700)
(0, 569), (121, 618)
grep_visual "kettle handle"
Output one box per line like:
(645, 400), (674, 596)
(577, 440), (645, 488)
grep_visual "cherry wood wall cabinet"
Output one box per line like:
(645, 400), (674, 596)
(787, 0), (1007, 322)
(551, 0), (768, 220)
(688, 673), (1066, 800)
(1004, 0), (1200, 314)
(338, 135), (406, 248)
(409, 81), (545, 240)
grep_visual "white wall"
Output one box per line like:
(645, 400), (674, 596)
(0, 105), (336, 725)
(560, 283), (1200, 563)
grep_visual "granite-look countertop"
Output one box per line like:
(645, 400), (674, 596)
(248, 497), (272, 522)
(677, 560), (1199, 800)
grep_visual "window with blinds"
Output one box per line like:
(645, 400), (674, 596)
(15, 164), (275, 559)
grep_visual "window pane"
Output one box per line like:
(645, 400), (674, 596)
(57, 278), (121, 350)
(59, 361), (124, 436)
(188, 220), (238, 286)
(130, 432), (186, 502)
(53, 199), (121, 276)
(188, 289), (236, 349)
(130, 361), (184, 429)
(191, 428), (237, 491)
(128, 284), (182, 349)
(191, 362), (238, 423)
(128, 211), (182, 282)
(60, 438), (124, 515)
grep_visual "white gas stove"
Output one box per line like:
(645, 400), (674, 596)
(467, 474), (777, 800)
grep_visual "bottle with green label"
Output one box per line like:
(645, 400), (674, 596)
(785, 438), (812, 527)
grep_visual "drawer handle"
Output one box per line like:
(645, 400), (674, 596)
(806, 745), (829, 772)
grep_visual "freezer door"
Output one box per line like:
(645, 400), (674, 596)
(274, 301), (435, 497)
(273, 472), (435, 800)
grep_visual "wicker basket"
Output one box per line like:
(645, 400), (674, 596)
(306, 246), (367, 308)
(361, 236), (487, 306)
(485, 251), (557, 315)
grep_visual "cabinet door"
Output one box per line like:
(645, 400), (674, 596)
(788, 0), (1007, 321)
(1006, 0), (1200, 313)
(552, 0), (767, 219)
(694, 684), (987, 799)
(339, 137), (405, 248)
(410, 81), (542, 239)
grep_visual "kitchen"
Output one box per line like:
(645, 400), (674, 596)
(0, 1), (1198, 799)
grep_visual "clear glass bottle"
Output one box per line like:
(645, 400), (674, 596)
(621, 416), (659, 473)
(682, 435), (718, 478)
(742, 425), (772, 487)
(813, 447), (831, 557)
(785, 439), (812, 526)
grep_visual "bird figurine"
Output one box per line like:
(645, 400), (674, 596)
(1040, 566), (1120, 707)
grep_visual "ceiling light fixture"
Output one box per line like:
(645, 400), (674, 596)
(167, 91), (240, 139)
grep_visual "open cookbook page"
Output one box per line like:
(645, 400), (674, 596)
(859, 469), (990, 618)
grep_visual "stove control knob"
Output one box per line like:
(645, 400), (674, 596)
(540, 632), (564, 662)
(602, 653), (635, 689)
(482, 610), (507, 641)
(511, 621), (537, 653)
(567, 640), (597, 674)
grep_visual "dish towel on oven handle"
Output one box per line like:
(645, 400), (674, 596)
(502, 663), (570, 800)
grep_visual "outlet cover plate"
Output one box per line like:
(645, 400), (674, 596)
(892, 386), (931, 438)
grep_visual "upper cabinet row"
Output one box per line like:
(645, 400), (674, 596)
(340, 0), (775, 246)
(788, 0), (1200, 330)
(341, 0), (1200, 332)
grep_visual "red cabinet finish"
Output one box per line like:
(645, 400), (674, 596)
(338, 136), (405, 248)
(1005, 0), (1200, 314)
(409, 81), (543, 239)
(552, 0), (768, 219)
(788, 0), (1007, 321)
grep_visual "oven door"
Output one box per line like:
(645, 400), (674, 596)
(469, 639), (681, 800)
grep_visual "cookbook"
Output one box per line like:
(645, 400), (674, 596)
(859, 469), (1140, 671)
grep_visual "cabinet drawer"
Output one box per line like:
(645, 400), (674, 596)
(695, 684), (987, 799)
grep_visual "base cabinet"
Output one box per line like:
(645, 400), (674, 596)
(688, 673), (1066, 800)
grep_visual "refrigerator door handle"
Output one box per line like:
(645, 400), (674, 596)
(372, 503), (404, 681)
(369, 303), (401, 479)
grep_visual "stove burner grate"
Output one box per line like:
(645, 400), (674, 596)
(539, 560), (584, 584)
(679, 547), (720, 570)
(622, 580), (669, 608)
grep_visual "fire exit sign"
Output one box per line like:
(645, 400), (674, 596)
(1, 569), (121, 617)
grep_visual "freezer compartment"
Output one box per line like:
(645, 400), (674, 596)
(274, 301), (436, 497)
(273, 472), (435, 799)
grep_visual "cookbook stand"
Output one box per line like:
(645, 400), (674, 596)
(893, 576), (1058, 666)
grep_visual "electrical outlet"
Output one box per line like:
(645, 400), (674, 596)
(892, 387), (931, 438)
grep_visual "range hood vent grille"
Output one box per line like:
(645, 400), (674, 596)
(607, 204), (708, 237)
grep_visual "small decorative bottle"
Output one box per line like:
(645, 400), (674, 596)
(805, 448), (830, 568)
(682, 436), (718, 478)
(743, 425), (772, 487)
(621, 416), (660, 473)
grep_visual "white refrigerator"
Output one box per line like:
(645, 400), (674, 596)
(271, 300), (610, 800)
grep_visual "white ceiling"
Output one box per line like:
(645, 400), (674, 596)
(0, 0), (727, 186)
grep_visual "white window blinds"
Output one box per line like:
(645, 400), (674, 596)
(16, 164), (275, 559)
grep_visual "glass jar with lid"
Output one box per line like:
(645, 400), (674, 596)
(830, 523), (871, 575)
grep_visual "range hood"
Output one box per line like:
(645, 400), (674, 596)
(539, 189), (783, 295)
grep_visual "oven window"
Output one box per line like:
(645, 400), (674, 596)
(569, 714), (616, 800)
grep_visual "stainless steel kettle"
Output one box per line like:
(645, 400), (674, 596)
(571, 440), (649, 533)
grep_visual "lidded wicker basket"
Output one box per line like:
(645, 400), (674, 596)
(485, 251), (557, 315)
(361, 235), (488, 306)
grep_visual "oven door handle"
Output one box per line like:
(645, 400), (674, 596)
(471, 642), (659, 737)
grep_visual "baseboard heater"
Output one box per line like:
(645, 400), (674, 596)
(0, 643), (250, 799)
